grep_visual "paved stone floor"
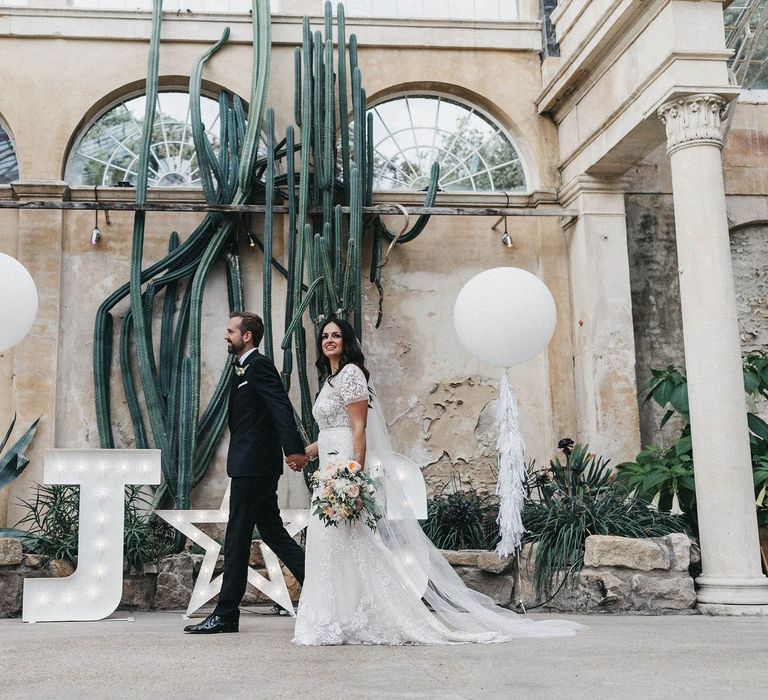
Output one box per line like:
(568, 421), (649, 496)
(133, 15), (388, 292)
(0, 607), (766, 698)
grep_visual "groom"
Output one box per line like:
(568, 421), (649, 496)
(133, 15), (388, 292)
(185, 311), (308, 634)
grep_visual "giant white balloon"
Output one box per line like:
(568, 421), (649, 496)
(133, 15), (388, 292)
(453, 267), (556, 368)
(0, 253), (38, 352)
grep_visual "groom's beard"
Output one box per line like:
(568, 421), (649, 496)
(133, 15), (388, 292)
(227, 339), (245, 355)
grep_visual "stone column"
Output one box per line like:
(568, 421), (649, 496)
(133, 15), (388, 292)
(560, 176), (641, 464)
(658, 94), (768, 611)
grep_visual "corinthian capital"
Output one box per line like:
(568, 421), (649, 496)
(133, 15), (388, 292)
(657, 94), (727, 153)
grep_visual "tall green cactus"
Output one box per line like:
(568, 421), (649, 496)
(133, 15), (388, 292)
(93, 0), (439, 522)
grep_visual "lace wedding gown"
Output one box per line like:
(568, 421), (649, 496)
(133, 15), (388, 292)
(293, 363), (585, 645)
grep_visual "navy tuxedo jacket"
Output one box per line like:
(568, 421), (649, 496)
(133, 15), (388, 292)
(227, 350), (304, 478)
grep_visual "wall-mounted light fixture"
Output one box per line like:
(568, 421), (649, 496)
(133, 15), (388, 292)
(492, 192), (514, 249)
(91, 187), (101, 246)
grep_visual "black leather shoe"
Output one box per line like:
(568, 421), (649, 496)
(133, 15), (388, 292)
(184, 613), (239, 634)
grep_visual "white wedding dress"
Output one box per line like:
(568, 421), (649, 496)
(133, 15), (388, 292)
(292, 364), (585, 645)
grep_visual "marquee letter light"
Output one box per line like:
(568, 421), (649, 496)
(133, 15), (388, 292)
(23, 449), (161, 623)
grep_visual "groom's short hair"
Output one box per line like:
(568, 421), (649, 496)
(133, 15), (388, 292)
(230, 311), (264, 347)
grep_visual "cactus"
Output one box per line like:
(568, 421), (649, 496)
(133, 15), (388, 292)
(92, 1), (439, 522)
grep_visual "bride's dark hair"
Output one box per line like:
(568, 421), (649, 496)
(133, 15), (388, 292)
(315, 317), (370, 384)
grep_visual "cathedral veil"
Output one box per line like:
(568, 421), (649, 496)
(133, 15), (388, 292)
(364, 387), (585, 640)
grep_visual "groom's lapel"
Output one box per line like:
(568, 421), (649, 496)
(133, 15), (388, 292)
(241, 349), (259, 370)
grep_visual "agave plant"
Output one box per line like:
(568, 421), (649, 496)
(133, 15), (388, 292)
(0, 413), (39, 540)
(522, 440), (687, 597)
(421, 478), (500, 551)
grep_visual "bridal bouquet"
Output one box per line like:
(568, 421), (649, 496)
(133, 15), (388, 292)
(310, 455), (381, 530)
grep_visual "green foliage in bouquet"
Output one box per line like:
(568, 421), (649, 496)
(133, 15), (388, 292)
(522, 440), (687, 597)
(310, 456), (381, 530)
(421, 479), (500, 551)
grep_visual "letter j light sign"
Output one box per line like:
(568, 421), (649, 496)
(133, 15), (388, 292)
(23, 449), (161, 623)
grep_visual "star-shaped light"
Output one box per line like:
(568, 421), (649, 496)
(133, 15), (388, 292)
(156, 486), (310, 618)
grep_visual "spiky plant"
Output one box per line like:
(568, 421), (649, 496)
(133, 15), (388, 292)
(92, 1), (439, 532)
(522, 440), (688, 597)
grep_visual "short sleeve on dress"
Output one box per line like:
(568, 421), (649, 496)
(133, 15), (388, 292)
(337, 364), (369, 405)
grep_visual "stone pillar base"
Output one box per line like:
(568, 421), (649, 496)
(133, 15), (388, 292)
(697, 603), (768, 617)
(696, 575), (768, 605)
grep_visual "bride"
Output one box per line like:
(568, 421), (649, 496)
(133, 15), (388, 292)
(293, 317), (585, 645)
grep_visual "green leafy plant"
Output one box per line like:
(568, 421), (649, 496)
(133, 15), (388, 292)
(0, 414), (40, 538)
(421, 479), (500, 550)
(16, 484), (79, 561)
(16, 484), (173, 570)
(523, 439), (687, 597)
(123, 485), (175, 572)
(754, 456), (768, 528)
(0, 414), (39, 490)
(618, 353), (768, 531)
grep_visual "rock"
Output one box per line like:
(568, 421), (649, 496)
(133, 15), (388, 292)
(142, 562), (158, 575)
(477, 551), (514, 575)
(47, 559), (75, 577)
(121, 575), (155, 611)
(189, 553), (204, 576)
(584, 535), (671, 571)
(241, 566), (302, 605)
(155, 553), (194, 610)
(249, 541), (266, 569)
(513, 543), (540, 606)
(579, 568), (630, 611)
(689, 541), (701, 567)
(22, 553), (48, 569)
(630, 572), (696, 611)
(283, 567), (302, 603)
(664, 533), (691, 571)
(441, 549), (482, 567)
(0, 573), (23, 617)
(453, 567), (513, 606)
(0, 538), (23, 566)
(545, 578), (590, 613)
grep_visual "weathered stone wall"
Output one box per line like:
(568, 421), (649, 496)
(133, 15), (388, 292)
(625, 193), (686, 446)
(515, 534), (697, 614)
(625, 102), (768, 447)
(0, 8), (577, 528)
(1, 533), (697, 617)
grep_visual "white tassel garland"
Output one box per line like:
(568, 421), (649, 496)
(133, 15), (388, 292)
(495, 373), (527, 558)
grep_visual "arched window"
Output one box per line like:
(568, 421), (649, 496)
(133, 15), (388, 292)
(0, 122), (20, 184)
(66, 92), (223, 187)
(365, 95), (526, 193)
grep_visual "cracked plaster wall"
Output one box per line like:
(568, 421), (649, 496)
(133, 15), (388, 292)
(0, 24), (579, 524)
(2, 207), (577, 525)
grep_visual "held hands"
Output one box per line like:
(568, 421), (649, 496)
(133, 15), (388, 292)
(285, 453), (308, 472)
(305, 442), (319, 460)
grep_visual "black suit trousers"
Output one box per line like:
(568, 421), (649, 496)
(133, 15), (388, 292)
(214, 475), (305, 621)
